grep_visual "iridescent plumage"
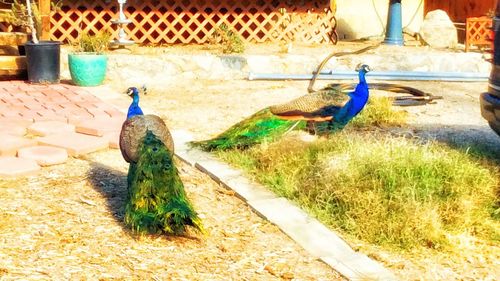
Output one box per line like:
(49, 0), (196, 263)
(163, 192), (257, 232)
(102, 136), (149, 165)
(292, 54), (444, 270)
(120, 87), (203, 235)
(190, 64), (371, 151)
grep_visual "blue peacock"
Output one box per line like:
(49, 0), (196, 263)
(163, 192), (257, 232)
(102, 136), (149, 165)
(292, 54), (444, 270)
(119, 86), (203, 235)
(190, 64), (371, 151)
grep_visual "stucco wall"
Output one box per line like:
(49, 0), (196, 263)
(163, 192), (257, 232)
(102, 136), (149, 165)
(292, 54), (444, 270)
(335, 0), (424, 40)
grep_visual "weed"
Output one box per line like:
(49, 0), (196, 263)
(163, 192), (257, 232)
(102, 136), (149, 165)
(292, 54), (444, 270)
(74, 32), (111, 54)
(351, 96), (408, 128)
(211, 23), (245, 54)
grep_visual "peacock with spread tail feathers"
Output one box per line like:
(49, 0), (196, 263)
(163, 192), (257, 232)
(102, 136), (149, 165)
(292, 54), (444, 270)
(119, 86), (203, 235)
(190, 64), (371, 151)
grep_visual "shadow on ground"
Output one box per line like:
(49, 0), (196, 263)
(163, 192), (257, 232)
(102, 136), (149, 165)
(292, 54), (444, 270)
(87, 161), (129, 230)
(403, 123), (500, 164)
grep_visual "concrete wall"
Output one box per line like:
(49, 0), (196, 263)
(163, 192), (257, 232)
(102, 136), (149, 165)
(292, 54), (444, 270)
(335, 0), (424, 40)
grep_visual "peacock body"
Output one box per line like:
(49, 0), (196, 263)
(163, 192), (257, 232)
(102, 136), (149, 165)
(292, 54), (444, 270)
(190, 64), (371, 151)
(119, 87), (203, 235)
(190, 108), (306, 151)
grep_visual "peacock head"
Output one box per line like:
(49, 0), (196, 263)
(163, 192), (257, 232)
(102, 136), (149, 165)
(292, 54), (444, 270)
(125, 85), (147, 98)
(355, 64), (371, 73)
(125, 87), (139, 98)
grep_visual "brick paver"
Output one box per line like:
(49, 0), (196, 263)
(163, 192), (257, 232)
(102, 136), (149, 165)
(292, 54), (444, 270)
(104, 131), (120, 149)
(0, 135), (37, 156)
(28, 121), (75, 137)
(75, 116), (124, 137)
(0, 117), (33, 127)
(0, 81), (125, 177)
(37, 131), (110, 156)
(0, 123), (27, 136)
(17, 145), (68, 166)
(0, 156), (40, 177)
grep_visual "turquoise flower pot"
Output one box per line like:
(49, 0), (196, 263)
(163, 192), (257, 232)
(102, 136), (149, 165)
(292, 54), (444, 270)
(68, 53), (107, 86)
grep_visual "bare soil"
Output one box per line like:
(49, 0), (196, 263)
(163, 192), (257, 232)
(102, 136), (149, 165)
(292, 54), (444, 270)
(0, 144), (341, 280)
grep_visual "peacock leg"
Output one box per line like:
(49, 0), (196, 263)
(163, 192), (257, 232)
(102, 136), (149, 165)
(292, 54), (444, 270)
(306, 121), (317, 135)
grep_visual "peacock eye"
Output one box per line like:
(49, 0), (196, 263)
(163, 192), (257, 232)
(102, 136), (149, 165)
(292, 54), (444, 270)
(152, 146), (158, 152)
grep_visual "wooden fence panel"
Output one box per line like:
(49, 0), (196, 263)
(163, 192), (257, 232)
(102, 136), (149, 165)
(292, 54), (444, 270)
(44, 0), (337, 44)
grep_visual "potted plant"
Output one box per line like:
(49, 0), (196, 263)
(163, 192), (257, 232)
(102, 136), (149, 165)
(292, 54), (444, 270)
(68, 32), (110, 86)
(9, 0), (61, 83)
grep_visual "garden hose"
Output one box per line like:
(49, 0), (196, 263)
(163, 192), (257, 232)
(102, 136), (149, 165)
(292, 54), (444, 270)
(308, 44), (443, 106)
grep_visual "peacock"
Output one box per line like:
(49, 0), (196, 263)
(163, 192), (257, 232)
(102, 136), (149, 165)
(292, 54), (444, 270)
(190, 64), (371, 151)
(119, 86), (203, 235)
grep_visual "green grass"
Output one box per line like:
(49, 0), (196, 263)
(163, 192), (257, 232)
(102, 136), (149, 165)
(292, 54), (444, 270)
(214, 98), (500, 251)
(350, 96), (408, 128)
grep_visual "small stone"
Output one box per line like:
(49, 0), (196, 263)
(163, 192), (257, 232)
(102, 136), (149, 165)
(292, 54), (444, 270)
(281, 272), (294, 280)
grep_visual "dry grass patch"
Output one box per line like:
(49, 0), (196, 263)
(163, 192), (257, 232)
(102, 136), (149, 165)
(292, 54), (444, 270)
(215, 97), (498, 251)
(218, 132), (499, 251)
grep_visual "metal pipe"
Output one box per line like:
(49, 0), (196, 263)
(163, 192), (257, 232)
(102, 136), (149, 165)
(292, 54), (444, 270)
(248, 70), (489, 82)
(384, 0), (404, 46)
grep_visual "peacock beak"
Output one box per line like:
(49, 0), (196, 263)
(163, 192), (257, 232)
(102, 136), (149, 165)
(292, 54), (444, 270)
(124, 88), (134, 97)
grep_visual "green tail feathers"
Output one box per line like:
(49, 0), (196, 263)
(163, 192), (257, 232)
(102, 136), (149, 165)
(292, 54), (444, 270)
(125, 130), (204, 235)
(189, 108), (305, 151)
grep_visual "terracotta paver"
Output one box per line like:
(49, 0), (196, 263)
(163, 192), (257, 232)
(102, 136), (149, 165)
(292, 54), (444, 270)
(0, 123), (27, 136)
(103, 131), (120, 149)
(75, 117), (124, 137)
(0, 156), (40, 177)
(28, 121), (75, 136)
(32, 114), (68, 123)
(17, 145), (68, 166)
(37, 131), (109, 156)
(0, 81), (126, 176)
(0, 135), (37, 156)
(0, 117), (34, 127)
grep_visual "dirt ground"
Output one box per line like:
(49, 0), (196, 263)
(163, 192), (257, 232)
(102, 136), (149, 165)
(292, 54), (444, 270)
(1, 43), (499, 280)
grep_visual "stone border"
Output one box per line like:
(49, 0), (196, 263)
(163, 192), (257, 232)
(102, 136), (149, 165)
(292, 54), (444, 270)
(171, 130), (397, 281)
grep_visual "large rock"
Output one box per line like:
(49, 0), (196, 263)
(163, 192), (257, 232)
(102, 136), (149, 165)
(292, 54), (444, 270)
(419, 10), (458, 48)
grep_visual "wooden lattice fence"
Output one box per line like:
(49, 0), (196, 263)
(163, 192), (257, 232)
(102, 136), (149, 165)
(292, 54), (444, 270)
(47, 0), (336, 44)
(465, 16), (493, 52)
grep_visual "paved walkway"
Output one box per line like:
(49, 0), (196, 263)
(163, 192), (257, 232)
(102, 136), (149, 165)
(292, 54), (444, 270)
(0, 80), (126, 177)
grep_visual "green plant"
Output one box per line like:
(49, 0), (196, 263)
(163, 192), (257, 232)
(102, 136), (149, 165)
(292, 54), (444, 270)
(74, 32), (111, 54)
(211, 23), (245, 54)
(351, 96), (408, 128)
(1, 0), (61, 43)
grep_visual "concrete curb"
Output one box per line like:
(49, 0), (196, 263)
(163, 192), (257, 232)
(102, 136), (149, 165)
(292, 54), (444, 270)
(171, 130), (398, 281)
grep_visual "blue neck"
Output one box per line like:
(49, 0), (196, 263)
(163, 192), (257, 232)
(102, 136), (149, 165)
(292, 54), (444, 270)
(127, 93), (144, 119)
(346, 70), (369, 119)
(358, 70), (367, 84)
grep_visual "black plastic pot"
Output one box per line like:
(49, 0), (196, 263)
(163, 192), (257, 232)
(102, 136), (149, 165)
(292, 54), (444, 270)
(17, 45), (25, 56)
(24, 41), (61, 84)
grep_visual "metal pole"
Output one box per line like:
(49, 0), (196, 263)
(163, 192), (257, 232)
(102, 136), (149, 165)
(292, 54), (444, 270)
(384, 0), (403, 45)
(248, 71), (488, 82)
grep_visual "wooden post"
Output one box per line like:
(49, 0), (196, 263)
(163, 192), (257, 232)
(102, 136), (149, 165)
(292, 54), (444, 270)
(39, 0), (51, 40)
